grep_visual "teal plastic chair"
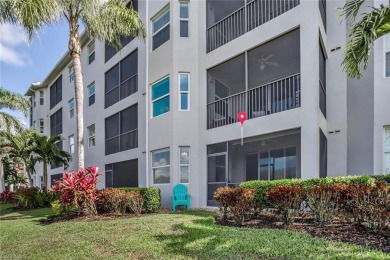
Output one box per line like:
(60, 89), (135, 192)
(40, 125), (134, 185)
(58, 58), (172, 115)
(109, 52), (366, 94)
(171, 184), (191, 212)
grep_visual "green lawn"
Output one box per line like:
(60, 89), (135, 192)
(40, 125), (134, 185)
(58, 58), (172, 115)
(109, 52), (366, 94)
(0, 204), (389, 260)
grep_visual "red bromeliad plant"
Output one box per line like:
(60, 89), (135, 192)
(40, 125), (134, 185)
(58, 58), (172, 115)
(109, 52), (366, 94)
(51, 167), (99, 216)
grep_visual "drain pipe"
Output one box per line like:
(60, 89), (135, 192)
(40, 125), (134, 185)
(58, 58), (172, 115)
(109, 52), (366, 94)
(145, 0), (150, 188)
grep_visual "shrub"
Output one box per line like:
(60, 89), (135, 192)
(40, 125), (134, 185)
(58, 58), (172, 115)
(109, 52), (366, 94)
(372, 174), (390, 186)
(241, 175), (376, 208)
(127, 191), (143, 215)
(0, 191), (15, 204)
(51, 166), (99, 216)
(348, 182), (390, 232)
(214, 187), (256, 225)
(305, 185), (343, 225)
(97, 189), (129, 214)
(266, 185), (305, 225)
(117, 187), (160, 213)
(14, 187), (56, 209)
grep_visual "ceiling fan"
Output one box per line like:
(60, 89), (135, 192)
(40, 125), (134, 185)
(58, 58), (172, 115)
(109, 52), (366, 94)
(252, 54), (279, 70)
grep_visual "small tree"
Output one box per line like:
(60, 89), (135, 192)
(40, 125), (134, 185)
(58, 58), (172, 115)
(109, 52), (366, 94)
(29, 132), (71, 189)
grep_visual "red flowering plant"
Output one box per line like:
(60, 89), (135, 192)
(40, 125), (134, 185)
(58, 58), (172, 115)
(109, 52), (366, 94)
(51, 166), (99, 216)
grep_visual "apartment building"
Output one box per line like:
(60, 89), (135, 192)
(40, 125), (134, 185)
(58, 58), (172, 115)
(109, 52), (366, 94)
(26, 0), (390, 208)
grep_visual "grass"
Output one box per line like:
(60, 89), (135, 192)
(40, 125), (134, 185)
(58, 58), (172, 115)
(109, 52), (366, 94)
(0, 204), (389, 260)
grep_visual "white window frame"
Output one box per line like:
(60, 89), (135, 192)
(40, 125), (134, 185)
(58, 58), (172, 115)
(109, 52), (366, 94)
(88, 41), (95, 64)
(384, 126), (390, 173)
(69, 135), (75, 154)
(179, 2), (189, 37)
(87, 82), (95, 106)
(87, 124), (96, 148)
(151, 148), (170, 185)
(385, 34), (390, 78)
(39, 119), (44, 134)
(69, 64), (74, 82)
(179, 73), (190, 111)
(151, 76), (170, 118)
(39, 91), (44, 105)
(179, 146), (190, 184)
(68, 98), (75, 118)
(152, 7), (170, 50)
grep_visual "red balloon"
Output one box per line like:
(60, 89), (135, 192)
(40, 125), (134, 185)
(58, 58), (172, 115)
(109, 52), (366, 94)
(237, 111), (247, 125)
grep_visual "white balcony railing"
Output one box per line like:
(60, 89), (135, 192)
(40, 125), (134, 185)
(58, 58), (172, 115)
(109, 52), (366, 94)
(207, 0), (300, 52)
(207, 73), (301, 129)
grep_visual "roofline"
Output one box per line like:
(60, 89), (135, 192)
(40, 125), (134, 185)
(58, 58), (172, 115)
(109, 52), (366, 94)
(25, 31), (91, 95)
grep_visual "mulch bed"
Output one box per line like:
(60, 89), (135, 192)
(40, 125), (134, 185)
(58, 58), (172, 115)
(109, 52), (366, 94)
(216, 212), (390, 253)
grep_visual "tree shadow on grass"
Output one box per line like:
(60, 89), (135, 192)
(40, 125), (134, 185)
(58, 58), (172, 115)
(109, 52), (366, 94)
(155, 214), (387, 260)
(0, 206), (51, 221)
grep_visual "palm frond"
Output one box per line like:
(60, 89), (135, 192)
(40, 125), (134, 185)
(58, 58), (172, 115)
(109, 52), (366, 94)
(82, 0), (145, 50)
(0, 112), (25, 132)
(0, 0), (62, 39)
(342, 0), (366, 19)
(342, 5), (390, 78)
(0, 87), (31, 115)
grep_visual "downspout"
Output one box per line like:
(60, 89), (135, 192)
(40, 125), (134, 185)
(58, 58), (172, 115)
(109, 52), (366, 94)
(145, 0), (150, 187)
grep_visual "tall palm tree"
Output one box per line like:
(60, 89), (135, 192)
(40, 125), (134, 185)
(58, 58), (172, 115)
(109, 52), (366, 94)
(0, 87), (30, 132)
(0, 0), (145, 169)
(342, 0), (390, 78)
(0, 130), (35, 186)
(29, 132), (71, 189)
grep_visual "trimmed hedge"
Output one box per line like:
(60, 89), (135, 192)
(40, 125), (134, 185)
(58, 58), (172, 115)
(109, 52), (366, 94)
(117, 187), (161, 213)
(240, 174), (389, 208)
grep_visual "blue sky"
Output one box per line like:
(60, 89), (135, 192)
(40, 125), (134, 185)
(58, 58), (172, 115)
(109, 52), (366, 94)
(0, 20), (71, 125)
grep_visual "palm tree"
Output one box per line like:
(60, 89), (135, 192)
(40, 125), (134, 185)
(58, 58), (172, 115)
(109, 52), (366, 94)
(0, 130), (35, 186)
(29, 132), (71, 189)
(342, 0), (390, 78)
(0, 87), (30, 132)
(0, 0), (145, 169)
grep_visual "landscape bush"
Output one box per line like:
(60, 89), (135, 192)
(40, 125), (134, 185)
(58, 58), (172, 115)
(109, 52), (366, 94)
(51, 166), (99, 216)
(214, 187), (256, 225)
(0, 191), (15, 204)
(96, 189), (143, 215)
(117, 187), (160, 213)
(13, 187), (57, 209)
(305, 185), (342, 225)
(240, 174), (383, 208)
(348, 182), (390, 232)
(266, 185), (305, 225)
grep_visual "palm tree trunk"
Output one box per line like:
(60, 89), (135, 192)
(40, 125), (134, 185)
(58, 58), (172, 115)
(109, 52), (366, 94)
(43, 161), (48, 190)
(0, 154), (4, 192)
(69, 19), (84, 169)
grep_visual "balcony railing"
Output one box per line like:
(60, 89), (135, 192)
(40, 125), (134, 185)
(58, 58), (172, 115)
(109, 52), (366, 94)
(207, 0), (300, 52)
(207, 73), (301, 129)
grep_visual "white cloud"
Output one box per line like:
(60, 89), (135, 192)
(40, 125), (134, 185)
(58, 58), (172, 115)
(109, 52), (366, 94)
(0, 24), (30, 67)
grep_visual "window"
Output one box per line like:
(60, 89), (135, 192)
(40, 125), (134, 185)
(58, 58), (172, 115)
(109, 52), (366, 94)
(180, 2), (189, 37)
(385, 34), (390, 77)
(69, 135), (75, 154)
(50, 76), (62, 109)
(50, 108), (62, 137)
(50, 108), (63, 169)
(179, 73), (190, 111)
(319, 129), (327, 178)
(69, 65), (74, 82)
(319, 40), (327, 117)
(33, 96), (36, 107)
(88, 124), (96, 148)
(68, 98), (75, 118)
(39, 91), (44, 105)
(88, 41), (95, 64)
(105, 159), (138, 188)
(105, 50), (138, 108)
(151, 77), (170, 117)
(33, 120), (36, 129)
(88, 82), (95, 106)
(152, 148), (170, 184)
(39, 119), (44, 134)
(385, 126), (390, 173)
(152, 7), (170, 50)
(179, 146), (190, 183)
(51, 174), (62, 185)
(105, 104), (138, 155)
